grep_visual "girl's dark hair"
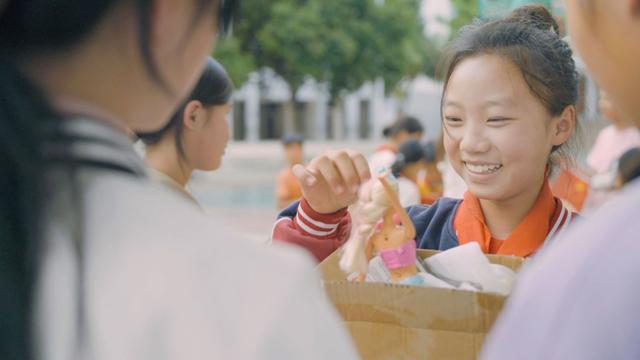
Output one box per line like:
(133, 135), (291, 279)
(137, 57), (234, 160)
(0, 1), (235, 359)
(382, 116), (424, 138)
(391, 140), (425, 177)
(618, 147), (640, 186)
(440, 5), (579, 164)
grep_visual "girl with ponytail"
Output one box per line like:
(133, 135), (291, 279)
(138, 57), (234, 204)
(273, 4), (580, 262)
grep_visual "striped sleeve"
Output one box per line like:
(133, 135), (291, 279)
(271, 199), (351, 262)
(536, 200), (581, 256)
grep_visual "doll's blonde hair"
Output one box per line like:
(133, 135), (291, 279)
(340, 174), (398, 275)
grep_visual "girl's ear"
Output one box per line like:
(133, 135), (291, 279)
(551, 105), (576, 147)
(183, 100), (203, 130)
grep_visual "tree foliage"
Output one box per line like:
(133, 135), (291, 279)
(216, 0), (430, 99)
(448, 0), (479, 37)
(213, 36), (256, 87)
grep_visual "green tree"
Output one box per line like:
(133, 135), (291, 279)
(217, 0), (430, 135)
(230, 0), (428, 99)
(448, 0), (479, 36)
(213, 37), (255, 87)
(422, 35), (444, 79)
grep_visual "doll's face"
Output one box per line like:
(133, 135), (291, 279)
(372, 218), (408, 251)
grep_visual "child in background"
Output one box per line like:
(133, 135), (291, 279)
(587, 90), (640, 175)
(435, 133), (467, 199)
(275, 134), (305, 209)
(369, 116), (424, 174)
(417, 140), (444, 204)
(582, 90), (640, 211)
(139, 57), (233, 205)
(272, 5), (579, 262)
(615, 147), (640, 188)
(391, 140), (427, 207)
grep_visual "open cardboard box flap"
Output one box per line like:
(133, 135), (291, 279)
(318, 249), (524, 359)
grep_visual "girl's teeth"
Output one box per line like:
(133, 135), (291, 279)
(465, 163), (502, 174)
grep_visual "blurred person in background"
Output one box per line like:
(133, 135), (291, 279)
(417, 139), (444, 204)
(582, 89), (640, 209)
(435, 133), (467, 199)
(482, 0), (640, 359)
(615, 147), (640, 188)
(368, 116), (424, 174)
(391, 140), (426, 207)
(138, 57), (232, 205)
(0, 0), (358, 359)
(275, 133), (305, 209)
(588, 90), (640, 176)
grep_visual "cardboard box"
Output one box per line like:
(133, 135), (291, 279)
(318, 249), (523, 360)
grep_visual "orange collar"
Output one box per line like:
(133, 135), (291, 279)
(453, 181), (560, 257)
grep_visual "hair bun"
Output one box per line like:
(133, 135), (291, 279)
(507, 4), (559, 35)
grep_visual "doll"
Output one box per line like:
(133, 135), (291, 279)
(340, 172), (420, 284)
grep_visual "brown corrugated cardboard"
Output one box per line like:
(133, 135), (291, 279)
(318, 249), (523, 360)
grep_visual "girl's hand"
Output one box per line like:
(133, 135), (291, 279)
(292, 150), (371, 214)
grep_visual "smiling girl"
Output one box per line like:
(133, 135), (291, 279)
(272, 5), (579, 261)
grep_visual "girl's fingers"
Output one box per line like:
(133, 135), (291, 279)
(304, 149), (371, 196)
(312, 155), (346, 194)
(329, 151), (361, 193)
(347, 150), (372, 183)
(292, 164), (317, 187)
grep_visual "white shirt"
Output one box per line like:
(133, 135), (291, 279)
(587, 125), (640, 174)
(147, 166), (199, 205)
(397, 176), (421, 207)
(35, 117), (358, 360)
(440, 160), (466, 199)
(368, 149), (397, 175)
(481, 178), (640, 360)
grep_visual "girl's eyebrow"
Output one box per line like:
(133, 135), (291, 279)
(444, 97), (516, 109)
(483, 97), (516, 107)
(443, 99), (463, 108)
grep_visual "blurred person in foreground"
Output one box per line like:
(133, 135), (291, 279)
(0, 0), (358, 359)
(481, 0), (640, 359)
(276, 133), (305, 209)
